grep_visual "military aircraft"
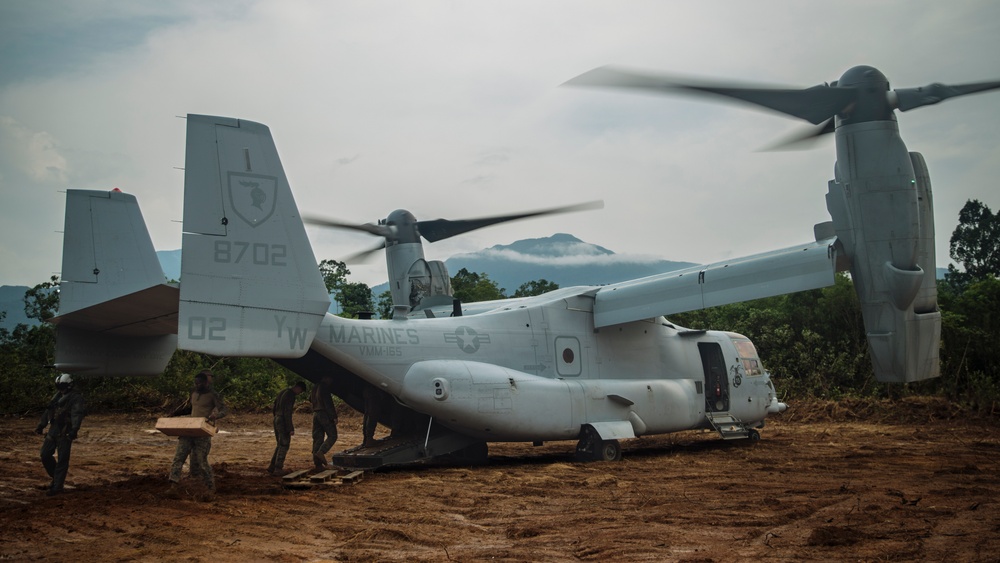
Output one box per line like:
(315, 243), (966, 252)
(301, 201), (603, 314)
(49, 65), (1000, 467)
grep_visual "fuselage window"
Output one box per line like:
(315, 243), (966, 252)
(562, 348), (575, 364)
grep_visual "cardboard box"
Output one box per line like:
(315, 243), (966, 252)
(155, 417), (217, 437)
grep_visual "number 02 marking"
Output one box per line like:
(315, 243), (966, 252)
(188, 317), (226, 341)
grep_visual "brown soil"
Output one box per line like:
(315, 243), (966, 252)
(1, 400), (998, 562)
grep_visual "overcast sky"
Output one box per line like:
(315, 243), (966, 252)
(2, 0), (999, 288)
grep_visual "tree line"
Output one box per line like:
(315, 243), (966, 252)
(2, 200), (997, 415)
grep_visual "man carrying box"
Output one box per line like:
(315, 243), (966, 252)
(168, 370), (227, 497)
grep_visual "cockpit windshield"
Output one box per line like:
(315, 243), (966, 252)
(732, 338), (764, 376)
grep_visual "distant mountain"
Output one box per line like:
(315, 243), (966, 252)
(443, 233), (697, 294)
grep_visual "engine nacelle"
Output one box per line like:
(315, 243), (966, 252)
(825, 121), (940, 382)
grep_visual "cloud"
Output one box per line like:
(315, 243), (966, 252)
(1, 0), (998, 290)
(0, 116), (68, 184)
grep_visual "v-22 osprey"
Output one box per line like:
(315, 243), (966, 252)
(49, 65), (1000, 466)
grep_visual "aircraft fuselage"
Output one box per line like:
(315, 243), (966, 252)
(310, 288), (781, 442)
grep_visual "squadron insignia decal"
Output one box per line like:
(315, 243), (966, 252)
(228, 172), (277, 227)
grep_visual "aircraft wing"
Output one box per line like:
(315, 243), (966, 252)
(593, 237), (839, 328)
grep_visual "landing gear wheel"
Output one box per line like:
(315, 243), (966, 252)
(598, 439), (622, 462)
(575, 426), (623, 462)
(747, 429), (760, 443)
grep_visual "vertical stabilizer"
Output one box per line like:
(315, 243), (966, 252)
(52, 189), (178, 376)
(178, 115), (330, 357)
(59, 189), (168, 315)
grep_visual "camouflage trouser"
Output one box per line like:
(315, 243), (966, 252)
(269, 416), (292, 471)
(170, 436), (214, 490)
(312, 411), (338, 456)
(40, 436), (73, 493)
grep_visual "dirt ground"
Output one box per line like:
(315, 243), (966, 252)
(1, 399), (998, 562)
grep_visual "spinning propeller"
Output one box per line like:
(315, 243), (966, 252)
(304, 200), (604, 262)
(566, 65), (1000, 149)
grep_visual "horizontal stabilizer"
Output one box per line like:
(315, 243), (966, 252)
(178, 115), (330, 357)
(50, 284), (178, 336)
(54, 325), (177, 377)
(594, 238), (838, 327)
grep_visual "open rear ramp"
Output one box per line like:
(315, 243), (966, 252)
(332, 431), (486, 469)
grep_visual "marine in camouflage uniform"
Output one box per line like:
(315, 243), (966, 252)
(268, 382), (305, 475)
(362, 386), (383, 447)
(36, 374), (86, 496)
(310, 376), (338, 468)
(168, 370), (227, 492)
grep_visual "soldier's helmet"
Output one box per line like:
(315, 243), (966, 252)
(55, 373), (74, 391)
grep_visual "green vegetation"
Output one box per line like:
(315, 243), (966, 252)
(451, 268), (506, 302)
(2, 201), (997, 415)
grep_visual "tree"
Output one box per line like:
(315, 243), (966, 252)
(451, 268), (506, 303)
(936, 276), (1000, 409)
(946, 199), (999, 289)
(24, 275), (60, 322)
(338, 282), (374, 318)
(320, 259), (371, 315)
(1, 277), (60, 414)
(319, 259), (350, 296)
(376, 290), (394, 319)
(512, 279), (559, 298)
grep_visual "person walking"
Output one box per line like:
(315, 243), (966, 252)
(36, 374), (86, 496)
(268, 381), (305, 476)
(310, 376), (338, 469)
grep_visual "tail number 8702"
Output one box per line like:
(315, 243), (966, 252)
(214, 241), (287, 266)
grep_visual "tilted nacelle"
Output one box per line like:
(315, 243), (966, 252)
(823, 121), (940, 382)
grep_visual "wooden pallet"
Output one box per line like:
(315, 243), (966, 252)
(282, 468), (366, 489)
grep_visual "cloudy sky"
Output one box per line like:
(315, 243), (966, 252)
(2, 0), (999, 288)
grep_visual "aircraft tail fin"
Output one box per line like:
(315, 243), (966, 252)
(51, 189), (178, 376)
(178, 115), (330, 357)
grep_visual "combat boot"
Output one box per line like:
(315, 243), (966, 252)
(165, 481), (181, 499)
(313, 452), (327, 469)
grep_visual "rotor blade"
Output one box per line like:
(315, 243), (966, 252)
(303, 215), (394, 238)
(892, 80), (1000, 111)
(565, 66), (857, 125)
(759, 117), (836, 151)
(418, 200), (604, 243)
(341, 240), (387, 264)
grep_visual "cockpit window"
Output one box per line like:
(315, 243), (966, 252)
(732, 338), (764, 376)
(741, 358), (763, 376)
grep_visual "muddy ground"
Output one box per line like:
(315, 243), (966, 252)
(1, 399), (998, 562)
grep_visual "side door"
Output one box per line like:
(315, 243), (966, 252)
(698, 342), (729, 412)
